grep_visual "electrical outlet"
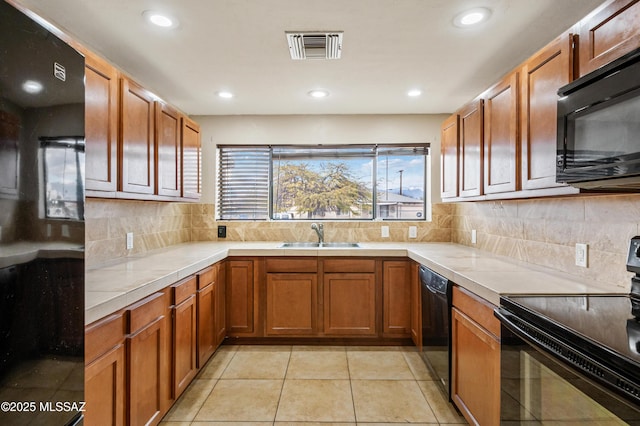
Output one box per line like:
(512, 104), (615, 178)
(126, 232), (134, 250)
(381, 226), (390, 238)
(409, 226), (417, 239)
(471, 229), (477, 244)
(575, 243), (588, 267)
(61, 224), (70, 237)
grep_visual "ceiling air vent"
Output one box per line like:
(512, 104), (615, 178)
(286, 32), (343, 60)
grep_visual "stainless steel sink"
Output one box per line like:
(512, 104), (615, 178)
(279, 242), (320, 248)
(279, 242), (360, 248)
(320, 242), (360, 248)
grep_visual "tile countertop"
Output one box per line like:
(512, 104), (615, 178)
(85, 241), (627, 325)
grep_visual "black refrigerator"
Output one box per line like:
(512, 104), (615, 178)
(0, 1), (85, 424)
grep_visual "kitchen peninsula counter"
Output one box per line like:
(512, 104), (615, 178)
(85, 241), (625, 325)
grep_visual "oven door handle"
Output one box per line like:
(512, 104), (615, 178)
(494, 308), (542, 344)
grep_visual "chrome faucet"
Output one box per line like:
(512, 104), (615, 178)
(311, 223), (324, 244)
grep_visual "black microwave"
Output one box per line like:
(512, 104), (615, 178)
(557, 47), (640, 190)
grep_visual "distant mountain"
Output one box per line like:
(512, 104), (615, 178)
(387, 187), (424, 199)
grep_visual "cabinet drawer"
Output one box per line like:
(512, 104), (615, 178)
(322, 258), (376, 273)
(85, 312), (125, 364)
(126, 292), (166, 334)
(266, 258), (317, 273)
(197, 266), (215, 289)
(452, 286), (500, 338)
(172, 276), (197, 304)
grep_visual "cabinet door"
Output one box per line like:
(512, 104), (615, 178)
(214, 262), (227, 346)
(85, 344), (125, 426)
(226, 260), (256, 336)
(323, 273), (376, 336)
(155, 102), (181, 197)
(440, 114), (459, 199)
(579, 0), (640, 76)
(266, 273), (317, 335)
(484, 72), (519, 194)
(85, 313), (126, 426)
(382, 261), (410, 337)
(128, 316), (164, 426)
(196, 267), (215, 367)
(410, 262), (422, 349)
(459, 100), (484, 197)
(172, 293), (197, 399)
(451, 307), (500, 426)
(521, 34), (573, 190)
(181, 116), (201, 199)
(120, 77), (155, 195)
(85, 53), (118, 193)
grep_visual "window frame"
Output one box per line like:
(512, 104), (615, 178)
(217, 144), (430, 222)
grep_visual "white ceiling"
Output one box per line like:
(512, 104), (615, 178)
(15, 0), (604, 116)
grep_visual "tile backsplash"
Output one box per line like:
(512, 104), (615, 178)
(86, 194), (640, 292)
(85, 199), (192, 267)
(451, 194), (640, 291)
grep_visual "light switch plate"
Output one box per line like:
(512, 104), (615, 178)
(471, 229), (477, 244)
(126, 232), (134, 250)
(381, 226), (390, 238)
(409, 226), (417, 239)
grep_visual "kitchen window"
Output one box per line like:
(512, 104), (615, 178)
(217, 144), (429, 221)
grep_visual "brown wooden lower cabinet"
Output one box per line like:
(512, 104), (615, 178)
(266, 273), (317, 335)
(171, 277), (198, 399)
(214, 261), (227, 347)
(451, 286), (500, 426)
(226, 259), (258, 337)
(323, 272), (376, 336)
(196, 267), (216, 367)
(409, 262), (422, 348)
(85, 313), (126, 426)
(126, 292), (168, 426)
(382, 260), (411, 337)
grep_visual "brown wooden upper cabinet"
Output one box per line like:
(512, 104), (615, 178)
(181, 116), (201, 199)
(85, 53), (118, 193)
(459, 100), (484, 197)
(155, 101), (181, 197)
(578, 0), (640, 76)
(120, 77), (156, 195)
(483, 72), (519, 195)
(520, 33), (574, 190)
(440, 114), (459, 199)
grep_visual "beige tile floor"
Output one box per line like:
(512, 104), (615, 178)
(160, 345), (467, 425)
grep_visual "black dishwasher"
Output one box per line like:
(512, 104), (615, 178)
(419, 265), (452, 400)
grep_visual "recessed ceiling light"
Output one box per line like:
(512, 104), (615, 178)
(453, 7), (492, 28)
(217, 91), (234, 99)
(22, 80), (43, 94)
(143, 10), (178, 28)
(308, 89), (329, 98)
(407, 89), (422, 97)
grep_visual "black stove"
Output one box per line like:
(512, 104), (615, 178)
(497, 236), (640, 410)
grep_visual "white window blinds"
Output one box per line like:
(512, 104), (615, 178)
(217, 146), (270, 220)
